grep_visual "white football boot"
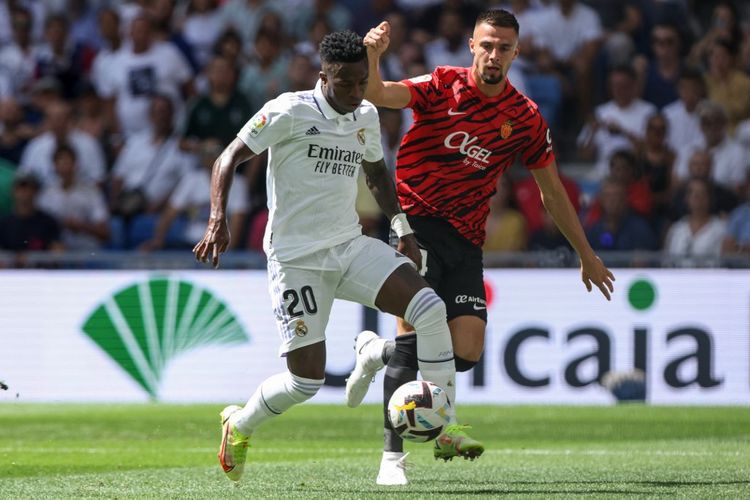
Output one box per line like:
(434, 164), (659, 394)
(376, 451), (409, 485)
(345, 330), (386, 408)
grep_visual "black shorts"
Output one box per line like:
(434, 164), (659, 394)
(392, 215), (487, 322)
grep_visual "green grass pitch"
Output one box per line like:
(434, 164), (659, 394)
(1, 404), (748, 498)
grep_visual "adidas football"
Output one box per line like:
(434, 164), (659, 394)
(387, 380), (451, 443)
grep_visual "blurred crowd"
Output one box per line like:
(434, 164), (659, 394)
(0, 0), (749, 266)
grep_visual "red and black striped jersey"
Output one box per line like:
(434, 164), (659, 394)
(397, 65), (554, 246)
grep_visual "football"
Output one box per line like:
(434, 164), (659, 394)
(387, 380), (452, 442)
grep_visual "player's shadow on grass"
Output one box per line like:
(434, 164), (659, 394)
(396, 478), (750, 495)
(299, 486), (674, 496)
(502, 480), (750, 487)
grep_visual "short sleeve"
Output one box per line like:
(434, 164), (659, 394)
(363, 112), (383, 163)
(237, 96), (293, 154)
(520, 110), (555, 170)
(400, 68), (440, 112)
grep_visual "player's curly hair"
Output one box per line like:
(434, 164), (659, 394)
(319, 30), (366, 64)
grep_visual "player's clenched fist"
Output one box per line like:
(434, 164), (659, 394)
(364, 21), (390, 56)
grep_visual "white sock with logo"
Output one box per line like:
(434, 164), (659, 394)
(403, 288), (457, 423)
(232, 372), (324, 435)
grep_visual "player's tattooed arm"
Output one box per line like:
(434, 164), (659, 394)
(361, 158), (422, 269)
(362, 158), (400, 220)
(194, 138), (256, 268)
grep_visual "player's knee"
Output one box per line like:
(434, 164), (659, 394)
(286, 372), (325, 403)
(454, 355), (478, 372)
(404, 288), (447, 335)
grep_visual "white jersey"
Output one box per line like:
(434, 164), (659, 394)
(237, 80), (384, 262)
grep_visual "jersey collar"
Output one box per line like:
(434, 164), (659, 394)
(313, 79), (357, 121)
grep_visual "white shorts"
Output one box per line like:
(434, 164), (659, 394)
(267, 235), (413, 355)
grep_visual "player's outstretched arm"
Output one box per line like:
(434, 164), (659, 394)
(363, 21), (411, 109)
(531, 162), (615, 300)
(361, 158), (421, 269)
(193, 137), (256, 268)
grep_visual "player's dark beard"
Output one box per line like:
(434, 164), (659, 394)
(481, 71), (504, 85)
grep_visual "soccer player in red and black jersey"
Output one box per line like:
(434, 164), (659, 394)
(345, 10), (616, 485)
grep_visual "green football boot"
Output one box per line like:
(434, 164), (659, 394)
(217, 405), (251, 481)
(434, 424), (484, 461)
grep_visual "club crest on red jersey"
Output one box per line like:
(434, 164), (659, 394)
(500, 120), (513, 139)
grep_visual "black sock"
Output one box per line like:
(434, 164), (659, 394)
(381, 340), (395, 365)
(383, 333), (418, 453)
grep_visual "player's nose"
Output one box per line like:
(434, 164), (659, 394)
(350, 85), (365, 103)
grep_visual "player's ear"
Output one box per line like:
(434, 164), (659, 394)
(319, 70), (327, 85)
(468, 37), (475, 55)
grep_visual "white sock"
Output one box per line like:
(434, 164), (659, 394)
(364, 337), (387, 368)
(382, 450), (409, 461)
(404, 288), (457, 423)
(233, 371), (324, 435)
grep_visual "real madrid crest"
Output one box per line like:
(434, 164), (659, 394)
(500, 120), (513, 139)
(294, 320), (308, 337)
(357, 128), (366, 145)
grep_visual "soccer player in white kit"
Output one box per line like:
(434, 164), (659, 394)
(193, 30), (484, 482)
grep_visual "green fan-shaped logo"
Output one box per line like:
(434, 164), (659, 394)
(82, 277), (249, 399)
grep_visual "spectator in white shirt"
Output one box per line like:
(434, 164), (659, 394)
(674, 100), (749, 191)
(424, 9), (472, 70)
(663, 67), (705, 153)
(533, 0), (603, 63)
(0, 6), (39, 99)
(531, 0), (603, 119)
(90, 8), (123, 100)
(503, 0), (556, 122)
(578, 65), (657, 181)
(665, 177), (726, 264)
(110, 95), (188, 220)
(98, 14), (193, 139)
(219, 0), (276, 52)
(669, 149), (738, 221)
(18, 99), (106, 187)
(238, 27), (290, 113)
(181, 0), (224, 69)
(37, 143), (110, 250)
